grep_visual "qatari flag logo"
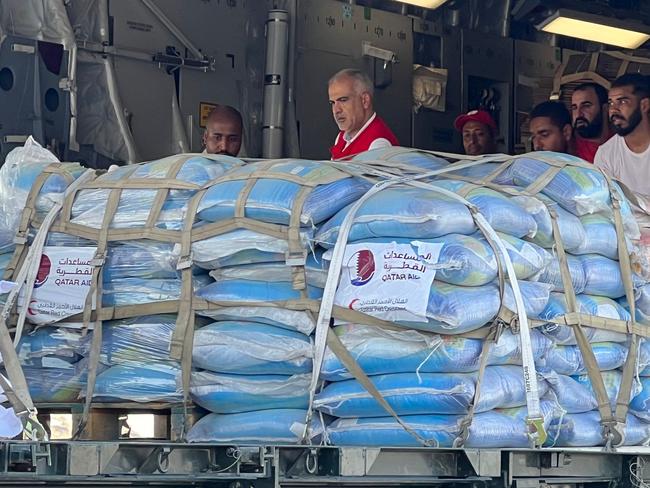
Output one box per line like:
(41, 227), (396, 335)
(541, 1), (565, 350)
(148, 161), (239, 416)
(347, 249), (375, 286)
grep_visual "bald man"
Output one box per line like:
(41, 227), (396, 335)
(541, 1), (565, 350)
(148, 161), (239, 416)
(202, 105), (243, 157)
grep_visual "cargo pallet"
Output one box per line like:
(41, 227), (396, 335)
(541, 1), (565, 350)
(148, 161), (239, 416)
(0, 442), (648, 487)
(34, 402), (203, 441)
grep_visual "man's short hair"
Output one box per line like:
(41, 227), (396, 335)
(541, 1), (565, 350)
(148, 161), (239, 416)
(328, 68), (374, 97)
(205, 104), (243, 130)
(573, 82), (608, 106)
(611, 73), (650, 100)
(530, 101), (572, 129)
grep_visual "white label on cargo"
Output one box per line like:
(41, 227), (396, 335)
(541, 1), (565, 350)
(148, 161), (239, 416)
(334, 241), (444, 323)
(18, 246), (97, 325)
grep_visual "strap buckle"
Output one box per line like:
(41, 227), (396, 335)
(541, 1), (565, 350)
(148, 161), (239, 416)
(603, 420), (625, 451)
(90, 253), (106, 267)
(22, 411), (48, 442)
(452, 416), (473, 448)
(285, 250), (307, 267)
(526, 416), (547, 448)
(13, 235), (28, 245)
(177, 253), (193, 270)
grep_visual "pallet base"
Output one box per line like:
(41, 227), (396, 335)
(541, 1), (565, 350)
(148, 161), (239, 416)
(35, 402), (204, 441)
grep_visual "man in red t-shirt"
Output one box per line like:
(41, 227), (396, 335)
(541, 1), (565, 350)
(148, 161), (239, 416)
(329, 69), (398, 160)
(570, 82), (612, 163)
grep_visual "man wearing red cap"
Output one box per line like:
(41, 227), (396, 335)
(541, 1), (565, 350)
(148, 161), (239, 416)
(454, 110), (498, 156)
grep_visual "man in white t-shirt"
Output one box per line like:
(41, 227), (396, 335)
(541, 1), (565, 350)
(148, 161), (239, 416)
(595, 73), (650, 195)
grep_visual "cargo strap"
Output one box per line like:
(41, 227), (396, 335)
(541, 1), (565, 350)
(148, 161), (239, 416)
(74, 167), (135, 440)
(548, 206), (623, 447)
(604, 176), (639, 449)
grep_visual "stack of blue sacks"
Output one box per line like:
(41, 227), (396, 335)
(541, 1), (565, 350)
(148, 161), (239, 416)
(309, 148), (650, 447)
(187, 160), (370, 443)
(1, 154), (239, 404)
(3, 145), (650, 447)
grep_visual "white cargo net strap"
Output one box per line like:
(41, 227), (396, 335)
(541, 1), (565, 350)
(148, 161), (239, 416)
(305, 155), (545, 448)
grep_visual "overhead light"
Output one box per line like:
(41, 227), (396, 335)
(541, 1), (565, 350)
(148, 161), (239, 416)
(537, 9), (650, 49)
(395, 0), (449, 9)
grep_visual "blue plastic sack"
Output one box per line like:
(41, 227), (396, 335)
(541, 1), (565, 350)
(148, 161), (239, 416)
(190, 372), (310, 413)
(90, 361), (181, 403)
(630, 377), (650, 420)
(197, 305), (317, 335)
(511, 195), (585, 251)
(195, 280), (322, 334)
(497, 233), (552, 280)
(572, 214), (619, 259)
(447, 162), (513, 184)
(0, 235), (14, 255)
(432, 180), (537, 238)
(541, 323), (627, 346)
(187, 409), (322, 444)
(637, 339), (650, 376)
(197, 160), (370, 226)
(21, 364), (84, 402)
(210, 253), (328, 288)
(535, 255), (586, 294)
(387, 280), (550, 335)
(316, 188), (476, 247)
(191, 228), (315, 269)
(16, 327), (83, 367)
(71, 155), (239, 230)
(327, 409), (558, 448)
(0, 155), (85, 234)
(79, 315), (176, 366)
(540, 293), (631, 324)
(465, 401), (561, 448)
(193, 322), (313, 375)
(102, 242), (180, 280)
(631, 285), (650, 326)
(548, 411), (650, 446)
(196, 279), (322, 305)
(508, 153), (637, 228)
(580, 254), (644, 299)
(543, 343), (628, 375)
(314, 365), (548, 418)
(551, 371), (640, 413)
(102, 275), (211, 307)
(321, 325), (552, 381)
(327, 414), (462, 447)
(351, 147), (450, 172)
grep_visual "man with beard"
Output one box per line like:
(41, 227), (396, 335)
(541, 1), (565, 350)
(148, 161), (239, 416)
(329, 68), (398, 160)
(202, 105), (243, 157)
(571, 82), (612, 163)
(595, 74), (650, 195)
